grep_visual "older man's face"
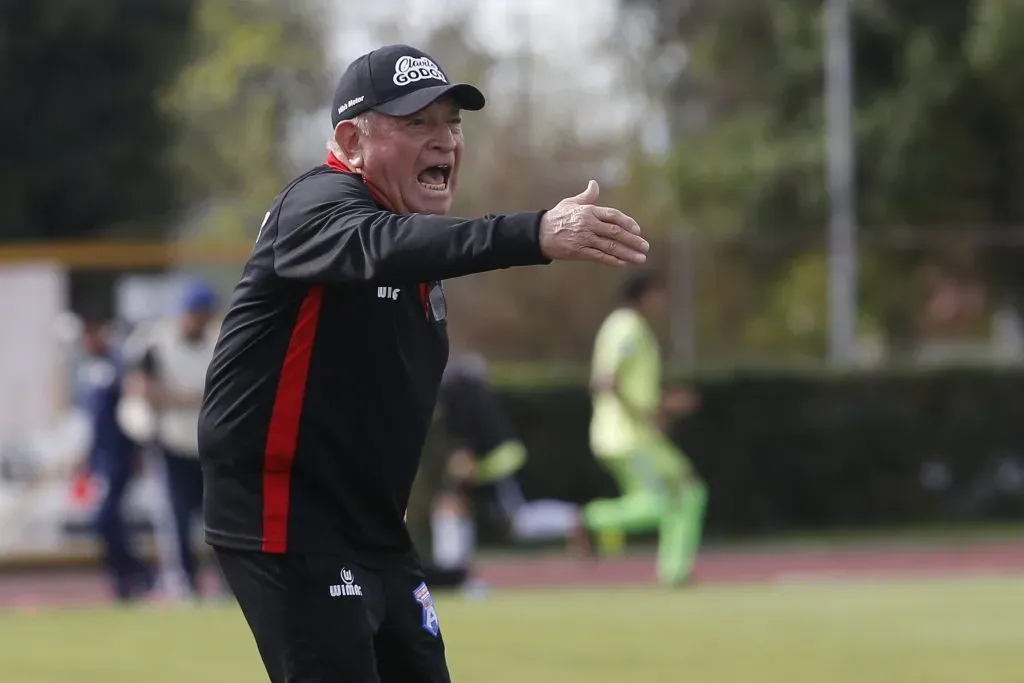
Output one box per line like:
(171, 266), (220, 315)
(361, 98), (464, 215)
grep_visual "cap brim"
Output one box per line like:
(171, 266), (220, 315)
(373, 83), (486, 117)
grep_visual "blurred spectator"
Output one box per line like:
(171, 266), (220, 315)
(74, 316), (155, 602)
(584, 270), (708, 585)
(120, 279), (221, 600)
(426, 351), (589, 588)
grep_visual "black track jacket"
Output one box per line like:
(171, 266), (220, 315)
(198, 157), (548, 566)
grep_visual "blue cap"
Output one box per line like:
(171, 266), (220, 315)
(181, 279), (218, 312)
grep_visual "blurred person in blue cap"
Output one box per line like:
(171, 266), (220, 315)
(74, 315), (156, 602)
(120, 277), (221, 601)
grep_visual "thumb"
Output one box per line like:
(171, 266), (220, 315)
(569, 179), (599, 205)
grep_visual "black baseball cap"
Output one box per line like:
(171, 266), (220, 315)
(331, 44), (486, 128)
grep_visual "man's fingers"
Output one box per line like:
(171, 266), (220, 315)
(585, 233), (647, 265)
(578, 246), (629, 267)
(590, 220), (651, 256)
(590, 206), (641, 234)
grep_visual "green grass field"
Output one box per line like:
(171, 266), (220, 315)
(3, 577), (1024, 682)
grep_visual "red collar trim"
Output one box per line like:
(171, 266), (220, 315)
(325, 151), (395, 212)
(325, 152), (430, 314)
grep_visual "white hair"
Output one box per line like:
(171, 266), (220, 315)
(326, 112), (377, 157)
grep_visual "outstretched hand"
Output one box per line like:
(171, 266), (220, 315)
(539, 180), (649, 267)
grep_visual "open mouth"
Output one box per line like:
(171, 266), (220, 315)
(417, 164), (451, 192)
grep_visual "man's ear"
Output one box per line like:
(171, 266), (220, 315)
(334, 121), (364, 170)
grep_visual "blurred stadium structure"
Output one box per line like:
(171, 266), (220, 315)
(3, 0), (1024, 679)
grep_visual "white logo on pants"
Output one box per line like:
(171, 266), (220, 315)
(393, 56), (447, 87)
(330, 567), (363, 597)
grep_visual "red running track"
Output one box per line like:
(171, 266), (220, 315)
(2, 541), (1024, 609)
(474, 542), (1024, 588)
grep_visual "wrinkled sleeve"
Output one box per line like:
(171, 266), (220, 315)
(271, 176), (550, 283)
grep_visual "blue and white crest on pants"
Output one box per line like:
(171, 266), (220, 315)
(413, 582), (440, 637)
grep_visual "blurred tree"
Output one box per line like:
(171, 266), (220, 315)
(617, 0), (1024, 355)
(165, 0), (330, 244)
(0, 0), (194, 240)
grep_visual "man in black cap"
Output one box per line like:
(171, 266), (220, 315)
(199, 44), (649, 683)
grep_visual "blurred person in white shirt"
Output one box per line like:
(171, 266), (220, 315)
(121, 279), (220, 599)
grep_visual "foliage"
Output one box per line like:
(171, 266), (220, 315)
(0, 0), (194, 240)
(617, 0), (1024, 352)
(0, 0), (329, 248)
(165, 0), (330, 243)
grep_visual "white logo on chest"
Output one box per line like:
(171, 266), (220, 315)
(377, 286), (401, 301)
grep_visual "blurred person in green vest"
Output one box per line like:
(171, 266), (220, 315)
(585, 270), (708, 585)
